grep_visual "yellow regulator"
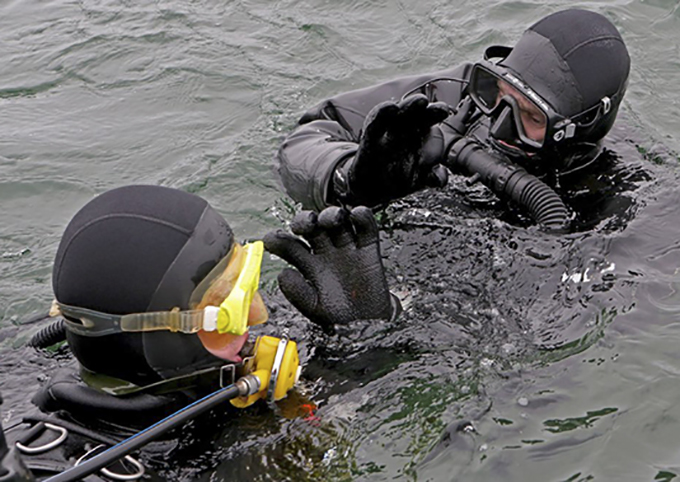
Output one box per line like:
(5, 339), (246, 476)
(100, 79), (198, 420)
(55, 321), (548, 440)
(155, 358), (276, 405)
(231, 335), (301, 408)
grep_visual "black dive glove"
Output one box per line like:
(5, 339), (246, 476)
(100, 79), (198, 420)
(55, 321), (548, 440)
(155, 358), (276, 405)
(333, 94), (450, 208)
(263, 206), (399, 331)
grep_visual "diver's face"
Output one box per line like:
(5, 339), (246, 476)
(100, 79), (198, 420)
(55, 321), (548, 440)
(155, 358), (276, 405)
(496, 80), (547, 143)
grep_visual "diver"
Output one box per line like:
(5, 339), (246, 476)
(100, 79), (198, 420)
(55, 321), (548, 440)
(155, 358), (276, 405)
(276, 9), (632, 229)
(0, 184), (398, 481)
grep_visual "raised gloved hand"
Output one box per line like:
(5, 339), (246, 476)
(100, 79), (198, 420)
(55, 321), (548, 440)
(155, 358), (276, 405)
(333, 94), (450, 208)
(263, 206), (399, 331)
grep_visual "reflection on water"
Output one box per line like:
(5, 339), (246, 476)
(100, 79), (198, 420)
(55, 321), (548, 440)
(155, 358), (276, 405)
(2, 0), (680, 481)
(543, 407), (618, 434)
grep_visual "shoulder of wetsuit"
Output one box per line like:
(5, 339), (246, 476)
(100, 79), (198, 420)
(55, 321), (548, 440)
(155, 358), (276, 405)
(421, 62), (474, 106)
(298, 100), (356, 135)
(31, 368), (185, 428)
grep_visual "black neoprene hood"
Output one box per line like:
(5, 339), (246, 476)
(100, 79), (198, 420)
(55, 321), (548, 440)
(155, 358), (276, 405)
(500, 9), (630, 122)
(53, 185), (234, 384)
(469, 8), (631, 171)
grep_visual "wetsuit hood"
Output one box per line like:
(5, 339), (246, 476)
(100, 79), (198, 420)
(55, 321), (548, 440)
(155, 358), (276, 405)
(474, 9), (630, 174)
(501, 9), (629, 120)
(53, 185), (235, 386)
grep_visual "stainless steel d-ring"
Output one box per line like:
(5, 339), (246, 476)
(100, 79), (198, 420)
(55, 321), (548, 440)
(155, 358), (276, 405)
(75, 444), (146, 481)
(100, 455), (145, 481)
(16, 422), (68, 455)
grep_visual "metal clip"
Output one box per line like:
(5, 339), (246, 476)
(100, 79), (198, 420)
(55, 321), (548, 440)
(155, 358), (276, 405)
(602, 96), (611, 114)
(219, 364), (235, 388)
(266, 337), (289, 406)
(16, 422), (68, 455)
(239, 354), (256, 375)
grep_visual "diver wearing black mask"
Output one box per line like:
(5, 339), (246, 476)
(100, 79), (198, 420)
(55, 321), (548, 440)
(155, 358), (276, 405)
(276, 9), (631, 223)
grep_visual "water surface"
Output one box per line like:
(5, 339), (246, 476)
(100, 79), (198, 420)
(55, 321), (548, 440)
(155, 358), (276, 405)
(2, 0), (680, 480)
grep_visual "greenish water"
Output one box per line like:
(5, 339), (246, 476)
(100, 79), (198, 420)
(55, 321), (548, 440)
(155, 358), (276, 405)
(2, 0), (680, 481)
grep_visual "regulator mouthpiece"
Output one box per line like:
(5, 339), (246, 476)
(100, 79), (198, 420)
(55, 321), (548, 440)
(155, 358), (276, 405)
(230, 336), (300, 408)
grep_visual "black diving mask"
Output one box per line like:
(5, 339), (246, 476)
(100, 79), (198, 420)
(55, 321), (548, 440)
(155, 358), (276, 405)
(469, 60), (612, 156)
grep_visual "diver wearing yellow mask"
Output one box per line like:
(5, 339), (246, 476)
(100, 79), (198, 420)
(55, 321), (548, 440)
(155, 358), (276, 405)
(29, 184), (396, 416)
(0, 184), (398, 481)
(7, 185), (397, 462)
(48, 185), (266, 394)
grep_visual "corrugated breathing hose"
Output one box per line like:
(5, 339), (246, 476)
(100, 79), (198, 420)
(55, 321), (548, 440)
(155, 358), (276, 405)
(448, 137), (569, 231)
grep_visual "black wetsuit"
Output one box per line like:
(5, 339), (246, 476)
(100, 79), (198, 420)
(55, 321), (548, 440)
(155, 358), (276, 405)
(276, 66), (652, 233)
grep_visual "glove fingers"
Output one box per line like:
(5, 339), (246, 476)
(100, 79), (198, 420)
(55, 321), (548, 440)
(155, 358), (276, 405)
(263, 230), (315, 278)
(423, 102), (451, 126)
(318, 206), (355, 249)
(396, 94), (429, 129)
(290, 211), (333, 253)
(397, 95), (449, 137)
(290, 210), (318, 236)
(364, 101), (400, 140)
(290, 210), (334, 253)
(397, 93), (429, 113)
(277, 268), (319, 320)
(349, 206), (379, 248)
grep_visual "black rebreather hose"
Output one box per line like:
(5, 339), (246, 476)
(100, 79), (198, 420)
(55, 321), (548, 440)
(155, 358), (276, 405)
(448, 137), (569, 230)
(27, 319), (66, 349)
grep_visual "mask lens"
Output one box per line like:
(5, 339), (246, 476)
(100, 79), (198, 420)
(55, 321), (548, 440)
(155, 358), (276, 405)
(497, 82), (547, 146)
(189, 245), (241, 309)
(470, 66), (502, 113)
(471, 65), (548, 148)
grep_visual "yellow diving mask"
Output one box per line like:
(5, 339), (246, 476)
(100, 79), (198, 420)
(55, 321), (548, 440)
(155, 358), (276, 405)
(53, 241), (268, 337)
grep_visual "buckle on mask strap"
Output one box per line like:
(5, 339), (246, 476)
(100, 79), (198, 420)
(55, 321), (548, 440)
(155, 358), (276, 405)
(602, 96), (611, 114)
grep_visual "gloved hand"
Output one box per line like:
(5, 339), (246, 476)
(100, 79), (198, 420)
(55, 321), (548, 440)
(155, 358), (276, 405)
(333, 94), (450, 208)
(263, 206), (399, 331)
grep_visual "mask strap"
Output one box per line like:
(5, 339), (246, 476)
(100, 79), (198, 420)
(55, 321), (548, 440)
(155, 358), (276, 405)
(54, 241), (265, 338)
